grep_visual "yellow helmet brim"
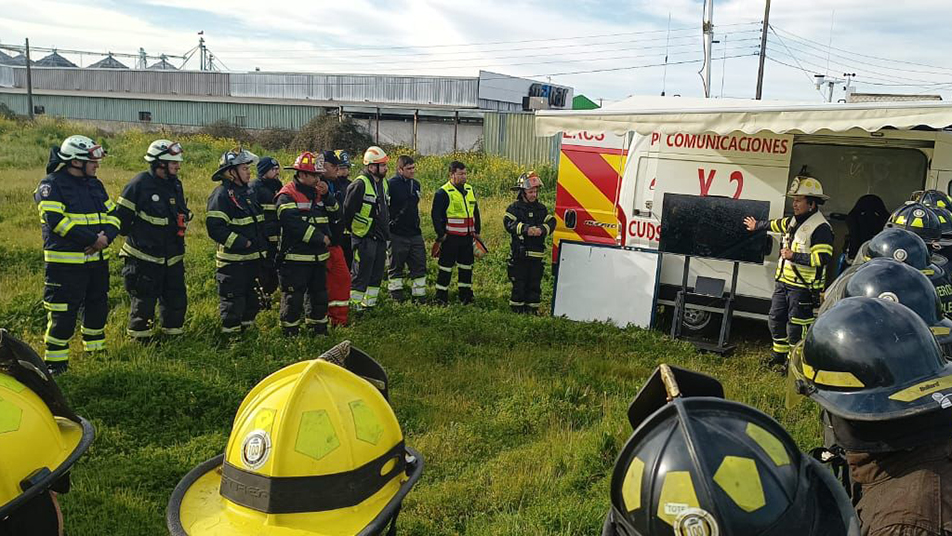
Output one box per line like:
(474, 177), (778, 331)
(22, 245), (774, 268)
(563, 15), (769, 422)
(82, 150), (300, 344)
(168, 448), (424, 536)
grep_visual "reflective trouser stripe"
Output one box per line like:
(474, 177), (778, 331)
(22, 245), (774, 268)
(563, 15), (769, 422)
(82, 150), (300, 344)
(162, 327), (184, 335)
(221, 325), (242, 333)
(772, 338), (790, 354)
(83, 339), (105, 352)
(510, 300), (525, 306)
(81, 326), (105, 336)
(363, 287), (379, 307)
(281, 319), (302, 328)
(457, 263), (472, 270)
(44, 331), (70, 346)
(350, 291), (365, 306)
(411, 277), (426, 296)
(128, 328), (154, 338)
(305, 317), (329, 325)
(526, 302), (540, 308)
(388, 278), (404, 291)
(328, 300), (350, 307)
(435, 284), (448, 291)
(458, 282), (472, 288)
(241, 320), (255, 327)
(45, 348), (69, 362)
(43, 301), (68, 312)
(438, 265), (453, 272)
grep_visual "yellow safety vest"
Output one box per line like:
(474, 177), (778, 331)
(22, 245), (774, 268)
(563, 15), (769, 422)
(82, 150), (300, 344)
(773, 211), (833, 289)
(441, 181), (477, 236)
(351, 174), (388, 238)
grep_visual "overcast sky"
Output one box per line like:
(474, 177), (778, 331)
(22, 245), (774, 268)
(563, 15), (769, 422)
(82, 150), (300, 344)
(2, 0), (951, 104)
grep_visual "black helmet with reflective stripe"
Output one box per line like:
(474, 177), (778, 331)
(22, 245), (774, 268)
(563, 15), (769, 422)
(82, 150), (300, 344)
(603, 365), (859, 536)
(858, 227), (931, 270)
(790, 297), (952, 452)
(887, 202), (943, 243)
(819, 258), (952, 350)
(913, 189), (952, 211)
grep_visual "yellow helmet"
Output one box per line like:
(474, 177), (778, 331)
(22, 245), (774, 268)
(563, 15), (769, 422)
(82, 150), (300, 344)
(363, 146), (389, 166)
(167, 342), (423, 536)
(786, 175), (829, 200)
(0, 329), (94, 524)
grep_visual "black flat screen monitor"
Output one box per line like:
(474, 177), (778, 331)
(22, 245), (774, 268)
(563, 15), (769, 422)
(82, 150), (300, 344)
(659, 193), (770, 264)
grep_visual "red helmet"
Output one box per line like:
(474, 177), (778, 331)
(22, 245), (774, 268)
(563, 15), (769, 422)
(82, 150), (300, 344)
(284, 151), (325, 173)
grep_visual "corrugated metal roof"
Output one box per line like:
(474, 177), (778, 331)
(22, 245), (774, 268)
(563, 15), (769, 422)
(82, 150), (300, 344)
(230, 72), (479, 107)
(13, 69), (229, 96)
(148, 59), (178, 70)
(87, 55), (129, 69)
(35, 52), (77, 68)
(847, 92), (943, 103)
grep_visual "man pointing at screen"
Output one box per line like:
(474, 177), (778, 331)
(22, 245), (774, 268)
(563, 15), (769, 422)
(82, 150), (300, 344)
(744, 174), (834, 369)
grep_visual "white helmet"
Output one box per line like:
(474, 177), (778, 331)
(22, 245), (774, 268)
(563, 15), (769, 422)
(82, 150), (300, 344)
(144, 139), (183, 163)
(363, 146), (389, 166)
(58, 135), (105, 162)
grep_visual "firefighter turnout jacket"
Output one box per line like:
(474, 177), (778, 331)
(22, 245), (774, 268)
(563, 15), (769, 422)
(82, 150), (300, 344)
(205, 181), (267, 267)
(35, 169), (121, 264)
(249, 176), (283, 249)
(275, 180), (338, 263)
(762, 210), (834, 289)
(116, 171), (190, 265)
(503, 199), (556, 260)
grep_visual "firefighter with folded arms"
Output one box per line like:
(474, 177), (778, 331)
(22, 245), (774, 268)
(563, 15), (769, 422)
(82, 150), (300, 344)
(115, 140), (191, 341)
(206, 149), (268, 335)
(344, 146), (390, 310)
(744, 174), (833, 368)
(320, 151), (351, 326)
(275, 152), (337, 335)
(504, 171), (555, 314)
(249, 156), (283, 298)
(34, 135), (119, 375)
(431, 161), (481, 305)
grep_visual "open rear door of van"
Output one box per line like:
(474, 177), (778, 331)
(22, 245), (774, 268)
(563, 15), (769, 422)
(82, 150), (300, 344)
(553, 131), (629, 262)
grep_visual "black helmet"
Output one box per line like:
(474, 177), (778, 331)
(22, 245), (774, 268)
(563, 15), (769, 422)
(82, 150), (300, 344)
(931, 205), (952, 240)
(887, 202), (943, 243)
(913, 189), (952, 211)
(858, 227), (931, 270)
(603, 365), (859, 536)
(819, 258), (952, 350)
(790, 297), (952, 452)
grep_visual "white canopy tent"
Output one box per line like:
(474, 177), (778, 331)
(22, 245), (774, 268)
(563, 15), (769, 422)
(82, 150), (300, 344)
(535, 96), (952, 136)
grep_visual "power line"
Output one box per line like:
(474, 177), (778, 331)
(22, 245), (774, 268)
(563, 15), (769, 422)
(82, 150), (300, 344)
(214, 21), (763, 55)
(231, 38), (763, 69)
(766, 44), (952, 88)
(766, 55), (952, 91)
(770, 25), (952, 76)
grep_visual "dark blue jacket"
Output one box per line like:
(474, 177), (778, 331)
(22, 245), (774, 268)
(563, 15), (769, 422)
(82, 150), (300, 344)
(34, 169), (120, 265)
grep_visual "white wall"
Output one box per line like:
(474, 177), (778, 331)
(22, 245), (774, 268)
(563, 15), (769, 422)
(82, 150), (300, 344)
(355, 117), (482, 155)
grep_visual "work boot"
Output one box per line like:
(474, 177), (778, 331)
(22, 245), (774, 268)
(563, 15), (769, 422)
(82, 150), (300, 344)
(511, 305), (526, 314)
(434, 290), (449, 306)
(763, 351), (788, 372)
(47, 361), (68, 376)
(283, 327), (300, 336)
(390, 289), (406, 303)
(311, 325), (328, 336)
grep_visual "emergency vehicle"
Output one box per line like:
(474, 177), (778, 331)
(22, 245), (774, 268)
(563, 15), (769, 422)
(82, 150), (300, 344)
(540, 96), (952, 333)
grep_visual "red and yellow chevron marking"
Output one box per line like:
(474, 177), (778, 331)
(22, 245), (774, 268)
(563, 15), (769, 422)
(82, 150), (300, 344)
(554, 145), (628, 251)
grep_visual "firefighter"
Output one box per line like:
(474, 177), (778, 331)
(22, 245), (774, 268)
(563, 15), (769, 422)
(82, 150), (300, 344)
(603, 363), (859, 536)
(790, 297), (952, 535)
(431, 161), (481, 305)
(0, 329), (95, 536)
(331, 150), (354, 269)
(387, 155), (428, 302)
(115, 140), (190, 341)
(34, 135), (119, 375)
(167, 342), (423, 536)
(321, 150), (351, 326)
(744, 175), (833, 368)
(249, 156), (283, 297)
(504, 171), (555, 314)
(344, 146), (390, 310)
(206, 149), (268, 335)
(275, 152), (336, 335)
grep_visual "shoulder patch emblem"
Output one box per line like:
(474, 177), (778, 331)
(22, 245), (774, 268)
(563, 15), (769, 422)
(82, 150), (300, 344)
(151, 194), (160, 202)
(39, 184), (52, 198)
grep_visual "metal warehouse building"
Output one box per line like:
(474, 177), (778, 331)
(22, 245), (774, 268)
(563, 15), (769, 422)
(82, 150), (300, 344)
(0, 66), (569, 160)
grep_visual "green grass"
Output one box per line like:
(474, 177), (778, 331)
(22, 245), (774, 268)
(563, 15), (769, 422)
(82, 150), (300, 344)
(0, 119), (823, 535)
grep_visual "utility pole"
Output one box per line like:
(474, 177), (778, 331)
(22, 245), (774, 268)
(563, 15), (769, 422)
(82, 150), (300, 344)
(755, 0), (771, 100)
(25, 38), (34, 120)
(199, 35), (206, 71)
(702, 0), (714, 97)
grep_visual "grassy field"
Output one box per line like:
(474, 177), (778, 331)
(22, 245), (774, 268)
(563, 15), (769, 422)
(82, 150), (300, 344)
(0, 118), (823, 535)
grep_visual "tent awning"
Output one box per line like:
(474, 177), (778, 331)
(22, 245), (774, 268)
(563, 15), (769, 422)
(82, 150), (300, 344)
(534, 96), (952, 137)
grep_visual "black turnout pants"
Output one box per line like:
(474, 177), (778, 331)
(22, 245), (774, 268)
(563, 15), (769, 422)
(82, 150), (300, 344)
(123, 257), (187, 338)
(279, 261), (328, 334)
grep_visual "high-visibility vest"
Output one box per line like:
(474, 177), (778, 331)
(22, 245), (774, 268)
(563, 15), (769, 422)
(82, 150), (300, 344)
(441, 181), (477, 236)
(351, 174), (388, 238)
(774, 211), (833, 289)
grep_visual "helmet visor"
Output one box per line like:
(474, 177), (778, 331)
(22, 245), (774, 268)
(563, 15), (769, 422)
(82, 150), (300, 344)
(87, 145), (106, 160)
